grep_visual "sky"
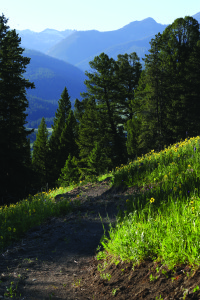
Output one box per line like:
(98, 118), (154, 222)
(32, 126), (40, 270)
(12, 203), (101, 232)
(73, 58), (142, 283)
(1, 0), (200, 33)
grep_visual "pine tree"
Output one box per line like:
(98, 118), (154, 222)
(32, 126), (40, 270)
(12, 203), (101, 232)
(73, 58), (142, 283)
(81, 53), (128, 168)
(59, 110), (79, 164)
(135, 16), (200, 152)
(87, 141), (112, 176)
(126, 117), (141, 160)
(49, 87), (79, 184)
(57, 154), (80, 187)
(0, 14), (35, 201)
(116, 52), (142, 120)
(32, 117), (49, 188)
(160, 17), (200, 142)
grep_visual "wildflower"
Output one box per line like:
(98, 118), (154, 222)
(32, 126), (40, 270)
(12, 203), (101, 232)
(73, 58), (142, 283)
(188, 165), (191, 168)
(13, 228), (16, 232)
(8, 227), (11, 231)
(150, 197), (155, 203)
(0, 236), (3, 239)
(174, 187), (177, 191)
(126, 199), (129, 202)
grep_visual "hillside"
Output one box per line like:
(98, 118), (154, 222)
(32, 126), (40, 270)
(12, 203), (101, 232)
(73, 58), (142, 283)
(2, 137), (200, 298)
(23, 49), (87, 127)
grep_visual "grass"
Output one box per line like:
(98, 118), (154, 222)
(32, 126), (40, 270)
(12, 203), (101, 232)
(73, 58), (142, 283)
(97, 136), (200, 269)
(2, 136), (200, 272)
(0, 171), (113, 251)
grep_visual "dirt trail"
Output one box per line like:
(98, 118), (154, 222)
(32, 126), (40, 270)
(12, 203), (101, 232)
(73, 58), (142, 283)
(1, 179), (200, 299)
(0, 178), (129, 299)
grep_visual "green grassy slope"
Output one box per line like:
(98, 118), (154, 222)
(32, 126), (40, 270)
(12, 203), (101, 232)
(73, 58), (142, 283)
(1, 136), (200, 270)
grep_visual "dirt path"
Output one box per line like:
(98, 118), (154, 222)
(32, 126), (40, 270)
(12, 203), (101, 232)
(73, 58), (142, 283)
(0, 178), (128, 299)
(1, 179), (200, 300)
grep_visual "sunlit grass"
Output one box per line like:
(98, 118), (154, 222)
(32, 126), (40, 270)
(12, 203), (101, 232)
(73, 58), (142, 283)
(0, 191), (73, 250)
(0, 169), (114, 251)
(98, 136), (200, 268)
(98, 195), (200, 268)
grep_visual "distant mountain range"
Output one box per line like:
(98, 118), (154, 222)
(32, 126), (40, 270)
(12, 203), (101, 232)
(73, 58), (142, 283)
(19, 12), (200, 71)
(23, 49), (86, 128)
(17, 28), (75, 53)
(17, 12), (200, 127)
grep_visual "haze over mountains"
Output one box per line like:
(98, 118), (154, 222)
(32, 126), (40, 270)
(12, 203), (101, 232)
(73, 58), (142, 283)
(18, 12), (200, 128)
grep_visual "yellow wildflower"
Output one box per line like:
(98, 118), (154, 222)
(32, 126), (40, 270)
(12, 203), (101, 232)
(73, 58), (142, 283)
(150, 198), (155, 203)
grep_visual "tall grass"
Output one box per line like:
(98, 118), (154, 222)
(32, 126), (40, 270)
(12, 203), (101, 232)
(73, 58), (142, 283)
(98, 136), (200, 268)
(0, 187), (73, 250)
(0, 172), (113, 251)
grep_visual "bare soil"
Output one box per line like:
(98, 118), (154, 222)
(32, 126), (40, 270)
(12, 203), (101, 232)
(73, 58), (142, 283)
(1, 178), (200, 300)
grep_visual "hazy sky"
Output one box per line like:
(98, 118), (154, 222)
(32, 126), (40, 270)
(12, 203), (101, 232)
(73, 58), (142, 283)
(1, 0), (200, 32)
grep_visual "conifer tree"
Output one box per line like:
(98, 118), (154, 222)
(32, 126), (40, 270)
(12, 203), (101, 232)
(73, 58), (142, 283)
(116, 52), (142, 120)
(59, 110), (79, 165)
(32, 117), (49, 188)
(81, 53), (128, 168)
(136, 16), (200, 152)
(126, 117), (141, 160)
(49, 87), (78, 184)
(0, 14), (35, 201)
(57, 154), (80, 187)
(87, 141), (112, 176)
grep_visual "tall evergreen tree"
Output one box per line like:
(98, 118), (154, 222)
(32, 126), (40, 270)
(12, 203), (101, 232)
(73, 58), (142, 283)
(32, 117), (49, 188)
(59, 110), (79, 164)
(79, 52), (142, 168)
(0, 14), (35, 202)
(81, 53), (127, 168)
(136, 16), (200, 152)
(160, 17), (200, 142)
(49, 87), (78, 184)
(75, 97), (111, 177)
(116, 52), (142, 120)
(115, 53), (142, 157)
